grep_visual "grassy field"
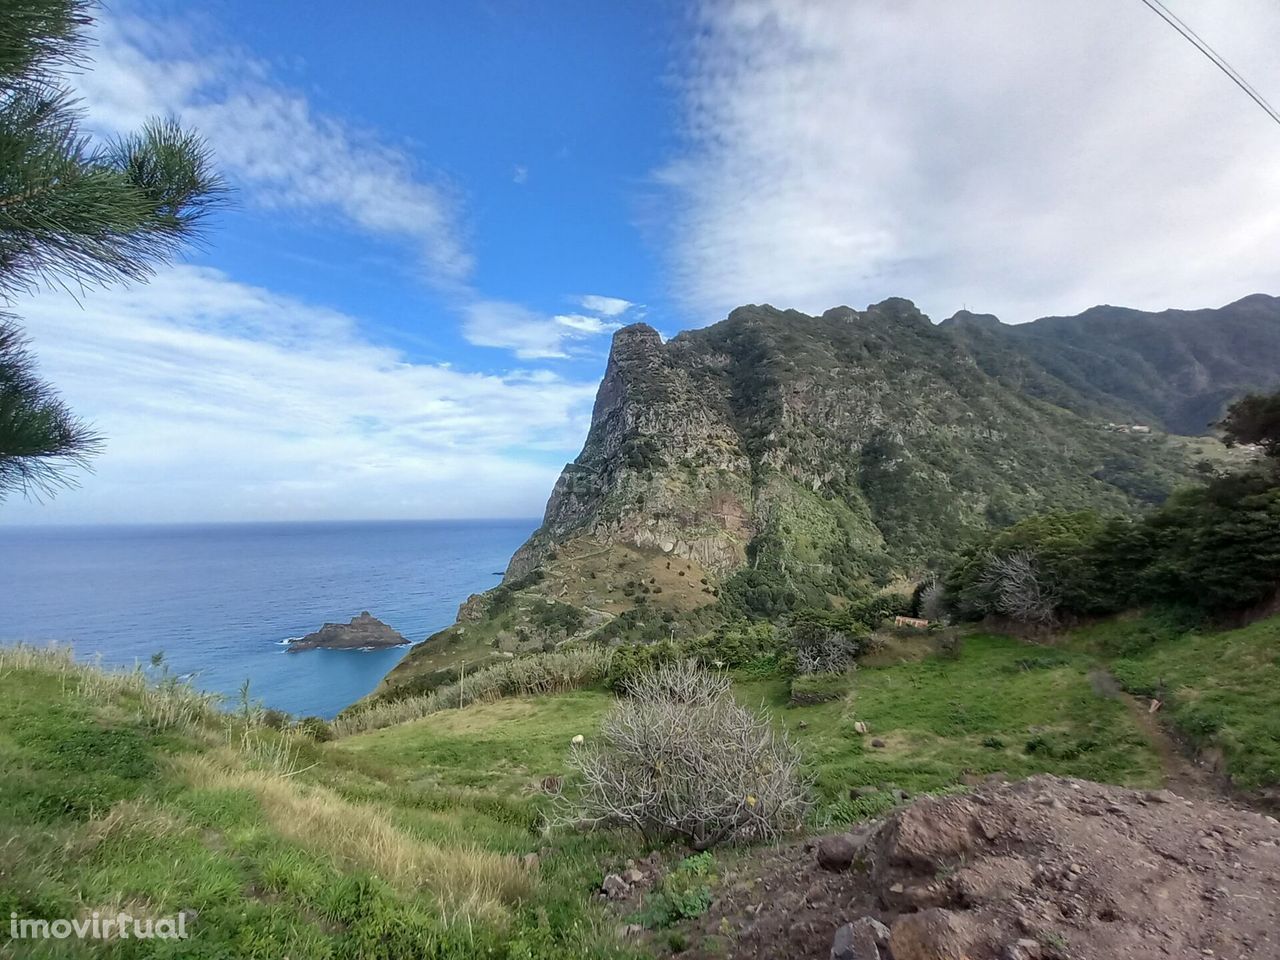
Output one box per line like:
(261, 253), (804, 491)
(745, 631), (1163, 822)
(2, 617), (1274, 958)
(0, 647), (644, 960)
(1071, 613), (1280, 790)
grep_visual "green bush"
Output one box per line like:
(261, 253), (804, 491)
(633, 853), (718, 929)
(788, 671), (850, 706)
(684, 621), (782, 668)
(604, 640), (681, 693)
(295, 716), (334, 742)
(944, 469), (1280, 622)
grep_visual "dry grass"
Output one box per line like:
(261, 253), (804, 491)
(0, 642), (223, 733)
(72, 799), (187, 858)
(178, 753), (531, 920)
(334, 647), (613, 737)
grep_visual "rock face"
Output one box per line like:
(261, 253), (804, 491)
(288, 612), (407, 653)
(507, 297), (1246, 590)
(678, 775), (1280, 960)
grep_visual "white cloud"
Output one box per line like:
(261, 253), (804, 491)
(463, 301), (571, 359)
(5, 267), (598, 524)
(73, 13), (471, 286)
(578, 294), (634, 317)
(554, 313), (620, 335)
(513, 165), (529, 184)
(663, 0), (1280, 323)
(462, 303), (623, 359)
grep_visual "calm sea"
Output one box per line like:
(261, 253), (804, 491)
(0, 519), (535, 717)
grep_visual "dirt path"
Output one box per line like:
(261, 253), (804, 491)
(1089, 668), (1220, 800)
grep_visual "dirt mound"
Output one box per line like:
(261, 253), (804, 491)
(681, 776), (1280, 959)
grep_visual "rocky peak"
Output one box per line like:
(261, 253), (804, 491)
(862, 297), (930, 326)
(591, 323), (668, 426)
(940, 309), (1003, 330)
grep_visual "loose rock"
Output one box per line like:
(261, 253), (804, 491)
(816, 834), (859, 871)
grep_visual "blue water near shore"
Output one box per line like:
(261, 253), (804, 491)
(0, 519), (535, 717)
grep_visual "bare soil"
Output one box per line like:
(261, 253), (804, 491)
(671, 775), (1280, 959)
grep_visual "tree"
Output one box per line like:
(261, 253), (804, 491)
(1219, 391), (1280, 460)
(0, 0), (225, 499)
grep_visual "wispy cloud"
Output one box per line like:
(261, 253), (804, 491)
(663, 0), (1280, 323)
(6, 267), (598, 523)
(462, 302), (625, 359)
(554, 313), (619, 335)
(578, 294), (634, 317)
(74, 13), (472, 286)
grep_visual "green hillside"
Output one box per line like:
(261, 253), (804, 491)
(4, 609), (1277, 957)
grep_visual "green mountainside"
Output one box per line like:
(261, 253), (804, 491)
(378, 296), (1274, 698)
(945, 293), (1280, 435)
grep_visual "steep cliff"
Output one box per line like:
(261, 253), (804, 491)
(377, 296), (1268, 696)
(508, 298), (1201, 587)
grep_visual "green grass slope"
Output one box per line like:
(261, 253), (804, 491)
(3, 614), (1277, 957)
(1073, 613), (1280, 790)
(0, 647), (642, 960)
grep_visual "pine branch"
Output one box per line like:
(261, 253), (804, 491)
(0, 0), (228, 501)
(0, 0), (92, 87)
(0, 315), (102, 500)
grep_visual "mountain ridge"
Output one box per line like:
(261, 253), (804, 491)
(376, 294), (1278, 696)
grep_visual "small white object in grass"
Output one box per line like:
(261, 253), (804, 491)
(853, 721), (869, 735)
(572, 734), (585, 746)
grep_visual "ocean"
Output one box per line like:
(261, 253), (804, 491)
(0, 519), (536, 718)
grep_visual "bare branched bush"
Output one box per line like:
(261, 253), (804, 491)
(979, 550), (1060, 625)
(564, 661), (809, 850)
(789, 624), (860, 675)
(919, 578), (948, 622)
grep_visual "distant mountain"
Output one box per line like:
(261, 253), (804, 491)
(378, 295), (1274, 695)
(944, 293), (1280, 435)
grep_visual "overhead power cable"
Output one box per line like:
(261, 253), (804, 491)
(1137, 0), (1280, 128)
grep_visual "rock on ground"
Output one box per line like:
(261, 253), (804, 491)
(678, 775), (1280, 960)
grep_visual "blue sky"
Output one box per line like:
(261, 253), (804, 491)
(9, 0), (1280, 524)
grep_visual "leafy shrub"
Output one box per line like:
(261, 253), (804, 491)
(566, 662), (809, 849)
(261, 708), (291, 729)
(295, 716), (334, 742)
(788, 671), (850, 705)
(719, 567), (798, 619)
(843, 592), (912, 627)
(605, 640), (682, 693)
(634, 853), (718, 929)
(944, 470), (1280, 622)
(684, 621), (782, 668)
(1175, 701), (1227, 739)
